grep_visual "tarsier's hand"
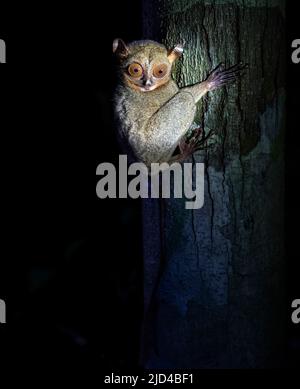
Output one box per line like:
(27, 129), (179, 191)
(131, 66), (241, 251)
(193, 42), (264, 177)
(206, 62), (248, 91)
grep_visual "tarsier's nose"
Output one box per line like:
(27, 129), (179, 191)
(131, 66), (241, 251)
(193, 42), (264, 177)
(144, 79), (152, 86)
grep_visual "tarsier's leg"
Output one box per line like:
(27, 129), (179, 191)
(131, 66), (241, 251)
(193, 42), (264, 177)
(142, 91), (197, 164)
(169, 62), (247, 162)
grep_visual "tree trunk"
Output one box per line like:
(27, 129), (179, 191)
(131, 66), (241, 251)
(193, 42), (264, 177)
(141, 0), (285, 368)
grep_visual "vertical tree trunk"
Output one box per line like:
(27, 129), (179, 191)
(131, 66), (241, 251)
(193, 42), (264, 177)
(142, 0), (285, 368)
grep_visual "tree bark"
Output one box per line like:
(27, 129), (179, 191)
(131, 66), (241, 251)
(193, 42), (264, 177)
(141, 0), (285, 368)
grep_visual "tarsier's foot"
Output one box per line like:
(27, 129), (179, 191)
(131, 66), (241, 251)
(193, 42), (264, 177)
(179, 127), (203, 157)
(206, 62), (248, 91)
(170, 127), (214, 163)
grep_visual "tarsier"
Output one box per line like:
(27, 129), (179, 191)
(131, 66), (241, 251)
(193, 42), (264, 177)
(113, 39), (246, 168)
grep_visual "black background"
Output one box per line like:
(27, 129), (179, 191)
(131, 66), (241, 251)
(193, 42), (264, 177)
(285, 0), (300, 369)
(0, 1), (144, 373)
(0, 0), (299, 375)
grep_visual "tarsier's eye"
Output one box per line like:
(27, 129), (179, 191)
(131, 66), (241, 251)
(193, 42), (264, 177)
(128, 63), (143, 78)
(153, 64), (168, 78)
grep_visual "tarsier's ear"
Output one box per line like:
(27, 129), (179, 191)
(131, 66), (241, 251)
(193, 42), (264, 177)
(167, 43), (184, 63)
(113, 38), (129, 59)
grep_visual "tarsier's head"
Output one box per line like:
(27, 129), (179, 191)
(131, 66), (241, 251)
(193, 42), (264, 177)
(113, 39), (183, 92)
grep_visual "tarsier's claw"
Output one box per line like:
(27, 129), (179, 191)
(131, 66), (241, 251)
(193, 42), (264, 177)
(169, 125), (216, 163)
(179, 127), (203, 155)
(171, 127), (215, 163)
(207, 61), (248, 91)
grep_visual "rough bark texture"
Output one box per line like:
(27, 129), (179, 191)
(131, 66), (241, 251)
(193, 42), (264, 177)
(142, 0), (285, 368)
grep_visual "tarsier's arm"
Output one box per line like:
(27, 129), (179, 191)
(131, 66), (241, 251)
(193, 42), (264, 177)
(183, 62), (245, 102)
(143, 63), (245, 164)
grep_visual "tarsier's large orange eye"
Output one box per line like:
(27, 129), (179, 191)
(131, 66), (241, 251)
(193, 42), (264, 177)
(128, 63), (143, 78)
(153, 63), (168, 78)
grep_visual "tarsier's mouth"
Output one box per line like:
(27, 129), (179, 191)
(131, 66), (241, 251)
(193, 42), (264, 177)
(139, 85), (156, 92)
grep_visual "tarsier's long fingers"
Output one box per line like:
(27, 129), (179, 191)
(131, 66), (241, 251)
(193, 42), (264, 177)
(177, 127), (215, 160)
(179, 127), (203, 154)
(207, 62), (248, 91)
(194, 129), (215, 151)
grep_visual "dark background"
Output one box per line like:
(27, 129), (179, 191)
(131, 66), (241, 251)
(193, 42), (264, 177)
(0, 0), (299, 373)
(286, 0), (300, 369)
(0, 1), (144, 372)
